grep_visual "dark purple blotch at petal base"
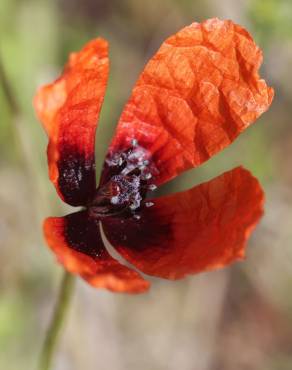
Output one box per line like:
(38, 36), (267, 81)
(102, 205), (173, 253)
(63, 211), (107, 258)
(57, 146), (96, 206)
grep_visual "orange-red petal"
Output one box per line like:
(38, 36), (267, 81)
(107, 18), (274, 186)
(102, 167), (264, 279)
(44, 211), (150, 293)
(34, 39), (109, 206)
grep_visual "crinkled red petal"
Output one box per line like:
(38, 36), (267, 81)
(44, 211), (150, 293)
(34, 39), (109, 206)
(102, 167), (264, 279)
(107, 18), (274, 186)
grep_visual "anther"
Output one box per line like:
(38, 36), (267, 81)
(133, 214), (141, 220)
(142, 173), (152, 180)
(130, 201), (140, 210)
(131, 138), (138, 147)
(111, 196), (119, 205)
(148, 184), (157, 191)
(121, 164), (136, 175)
(145, 202), (154, 207)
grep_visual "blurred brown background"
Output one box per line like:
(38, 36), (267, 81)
(1, 0), (292, 369)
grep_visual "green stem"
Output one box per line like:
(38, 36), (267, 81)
(0, 44), (76, 370)
(38, 272), (75, 370)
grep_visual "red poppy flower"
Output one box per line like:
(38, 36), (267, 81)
(34, 18), (274, 293)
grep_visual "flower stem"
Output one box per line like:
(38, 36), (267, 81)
(38, 271), (75, 370)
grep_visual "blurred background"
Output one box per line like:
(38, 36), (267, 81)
(1, 0), (292, 369)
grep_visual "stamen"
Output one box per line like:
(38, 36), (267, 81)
(121, 163), (136, 175)
(111, 196), (119, 205)
(148, 184), (157, 191)
(130, 202), (139, 210)
(129, 192), (142, 210)
(142, 172), (152, 180)
(93, 143), (159, 218)
(131, 138), (138, 147)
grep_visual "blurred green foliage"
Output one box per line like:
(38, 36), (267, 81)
(249, 0), (292, 45)
(0, 1), (292, 370)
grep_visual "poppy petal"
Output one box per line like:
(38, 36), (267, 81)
(34, 39), (109, 206)
(44, 211), (150, 293)
(107, 18), (274, 186)
(102, 167), (264, 279)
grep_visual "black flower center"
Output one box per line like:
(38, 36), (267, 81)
(89, 140), (157, 219)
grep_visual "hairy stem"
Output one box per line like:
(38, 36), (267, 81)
(38, 272), (75, 370)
